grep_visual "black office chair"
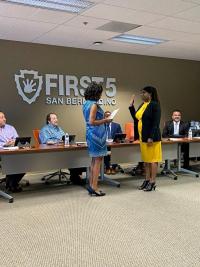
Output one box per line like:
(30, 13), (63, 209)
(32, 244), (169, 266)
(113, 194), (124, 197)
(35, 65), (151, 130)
(33, 129), (71, 185)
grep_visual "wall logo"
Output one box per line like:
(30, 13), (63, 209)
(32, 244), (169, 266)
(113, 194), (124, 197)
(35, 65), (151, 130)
(14, 70), (117, 106)
(15, 70), (43, 104)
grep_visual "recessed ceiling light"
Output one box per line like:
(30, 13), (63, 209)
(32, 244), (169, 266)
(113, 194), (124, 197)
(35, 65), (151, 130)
(5, 0), (94, 13)
(93, 41), (103, 46)
(112, 34), (167, 45)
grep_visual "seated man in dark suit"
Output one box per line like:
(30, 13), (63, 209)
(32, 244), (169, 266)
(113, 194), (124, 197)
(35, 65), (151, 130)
(0, 111), (25, 192)
(162, 110), (189, 138)
(104, 111), (122, 174)
(162, 109), (189, 168)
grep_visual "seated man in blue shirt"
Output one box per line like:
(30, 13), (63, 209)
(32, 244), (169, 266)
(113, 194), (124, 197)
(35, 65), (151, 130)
(39, 113), (85, 185)
(39, 113), (65, 144)
(0, 111), (25, 192)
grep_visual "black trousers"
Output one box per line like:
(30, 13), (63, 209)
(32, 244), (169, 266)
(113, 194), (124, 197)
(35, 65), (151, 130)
(6, 173), (25, 188)
(68, 168), (86, 185)
(181, 143), (189, 169)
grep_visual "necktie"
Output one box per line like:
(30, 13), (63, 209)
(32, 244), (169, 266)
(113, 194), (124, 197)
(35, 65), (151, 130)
(107, 124), (111, 139)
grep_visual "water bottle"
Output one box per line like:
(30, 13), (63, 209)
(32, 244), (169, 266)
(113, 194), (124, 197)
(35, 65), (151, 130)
(64, 132), (69, 146)
(188, 128), (192, 139)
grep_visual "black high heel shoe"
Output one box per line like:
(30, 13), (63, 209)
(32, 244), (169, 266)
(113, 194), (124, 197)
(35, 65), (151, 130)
(143, 182), (156, 192)
(138, 180), (149, 190)
(86, 186), (106, 196)
(93, 190), (106, 197)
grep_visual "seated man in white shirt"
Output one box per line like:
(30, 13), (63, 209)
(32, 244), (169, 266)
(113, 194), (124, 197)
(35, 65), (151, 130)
(162, 110), (189, 138)
(162, 109), (189, 168)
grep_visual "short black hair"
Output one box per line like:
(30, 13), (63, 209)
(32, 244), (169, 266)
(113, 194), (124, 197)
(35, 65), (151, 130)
(84, 82), (103, 101)
(172, 109), (182, 114)
(46, 113), (56, 124)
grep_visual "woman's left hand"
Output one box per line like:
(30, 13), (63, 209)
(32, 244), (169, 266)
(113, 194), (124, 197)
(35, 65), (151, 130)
(147, 138), (153, 146)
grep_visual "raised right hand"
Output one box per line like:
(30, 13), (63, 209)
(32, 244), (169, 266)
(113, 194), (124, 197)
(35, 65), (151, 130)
(130, 94), (135, 105)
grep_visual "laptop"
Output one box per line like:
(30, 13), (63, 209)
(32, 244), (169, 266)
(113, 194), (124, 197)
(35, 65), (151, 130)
(14, 137), (31, 147)
(62, 135), (76, 145)
(191, 129), (200, 137)
(113, 133), (126, 143)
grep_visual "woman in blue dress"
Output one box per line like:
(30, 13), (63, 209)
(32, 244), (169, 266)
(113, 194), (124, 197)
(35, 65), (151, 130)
(83, 82), (112, 196)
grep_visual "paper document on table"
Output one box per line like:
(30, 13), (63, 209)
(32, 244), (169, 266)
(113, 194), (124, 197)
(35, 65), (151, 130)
(2, 146), (19, 150)
(108, 109), (119, 120)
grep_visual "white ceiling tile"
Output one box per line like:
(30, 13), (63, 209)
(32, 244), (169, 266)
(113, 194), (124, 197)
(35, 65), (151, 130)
(144, 50), (200, 61)
(103, 0), (198, 16)
(175, 33), (200, 43)
(30, 8), (75, 24)
(175, 5), (200, 22)
(34, 25), (117, 47)
(0, 17), (56, 41)
(88, 42), (149, 55)
(33, 38), (90, 50)
(82, 4), (165, 25)
(149, 17), (200, 34)
(183, 0), (200, 4)
(144, 41), (200, 60)
(64, 15), (109, 29)
(0, 16), (15, 35)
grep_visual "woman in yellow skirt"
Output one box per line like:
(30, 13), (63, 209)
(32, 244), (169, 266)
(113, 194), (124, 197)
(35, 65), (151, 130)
(129, 86), (162, 191)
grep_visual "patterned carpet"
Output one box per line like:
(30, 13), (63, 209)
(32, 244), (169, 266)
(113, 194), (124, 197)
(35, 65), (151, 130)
(1, 172), (200, 267)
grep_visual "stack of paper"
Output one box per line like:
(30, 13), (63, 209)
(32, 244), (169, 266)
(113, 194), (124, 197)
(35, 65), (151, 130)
(108, 108), (119, 120)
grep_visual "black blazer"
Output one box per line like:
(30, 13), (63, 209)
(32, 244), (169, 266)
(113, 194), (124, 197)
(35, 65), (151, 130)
(110, 122), (122, 139)
(162, 120), (189, 138)
(129, 101), (161, 142)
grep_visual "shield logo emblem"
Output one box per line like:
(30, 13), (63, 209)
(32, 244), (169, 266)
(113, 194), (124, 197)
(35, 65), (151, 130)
(15, 70), (43, 104)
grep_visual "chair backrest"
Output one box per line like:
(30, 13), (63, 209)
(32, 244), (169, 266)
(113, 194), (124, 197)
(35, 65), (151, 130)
(125, 122), (134, 140)
(33, 129), (40, 147)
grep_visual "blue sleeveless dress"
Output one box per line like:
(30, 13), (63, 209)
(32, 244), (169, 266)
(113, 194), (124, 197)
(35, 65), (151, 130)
(83, 100), (107, 157)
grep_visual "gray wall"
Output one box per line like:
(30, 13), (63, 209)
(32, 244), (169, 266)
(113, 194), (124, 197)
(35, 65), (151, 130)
(0, 39), (200, 141)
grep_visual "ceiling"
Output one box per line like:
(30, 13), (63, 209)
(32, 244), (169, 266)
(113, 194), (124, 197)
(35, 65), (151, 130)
(1, 0), (200, 61)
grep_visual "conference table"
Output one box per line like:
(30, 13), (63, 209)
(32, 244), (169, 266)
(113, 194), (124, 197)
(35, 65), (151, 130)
(0, 138), (200, 202)
(108, 138), (200, 187)
(0, 144), (91, 203)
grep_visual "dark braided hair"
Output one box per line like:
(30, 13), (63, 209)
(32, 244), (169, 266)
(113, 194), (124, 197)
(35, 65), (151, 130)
(84, 82), (103, 101)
